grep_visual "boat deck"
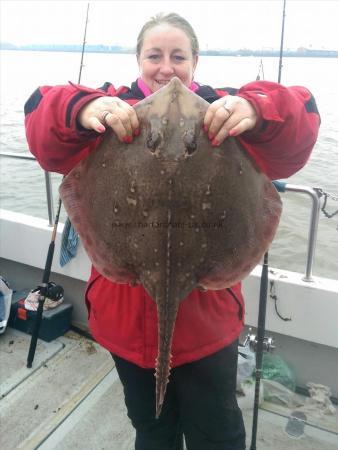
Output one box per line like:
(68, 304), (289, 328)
(1, 328), (337, 450)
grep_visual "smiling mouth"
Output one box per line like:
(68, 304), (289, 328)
(155, 79), (171, 85)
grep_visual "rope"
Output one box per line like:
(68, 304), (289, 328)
(314, 188), (338, 219)
(270, 281), (291, 322)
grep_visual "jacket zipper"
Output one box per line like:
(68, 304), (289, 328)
(226, 288), (243, 320)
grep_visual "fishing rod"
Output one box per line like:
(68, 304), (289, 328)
(256, 0), (286, 83)
(249, 1), (287, 446)
(278, 0), (287, 83)
(27, 2), (90, 368)
(78, 3), (90, 84)
(249, 253), (270, 450)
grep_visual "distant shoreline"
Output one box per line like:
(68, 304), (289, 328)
(1, 44), (338, 58)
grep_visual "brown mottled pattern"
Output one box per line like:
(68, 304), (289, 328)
(59, 78), (282, 418)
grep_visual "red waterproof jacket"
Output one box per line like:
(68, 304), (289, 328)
(25, 79), (320, 368)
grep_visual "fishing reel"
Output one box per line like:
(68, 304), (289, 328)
(243, 328), (275, 353)
(33, 282), (64, 302)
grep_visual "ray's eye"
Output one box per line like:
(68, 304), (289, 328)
(147, 131), (162, 152)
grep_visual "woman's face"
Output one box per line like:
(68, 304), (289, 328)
(137, 24), (198, 92)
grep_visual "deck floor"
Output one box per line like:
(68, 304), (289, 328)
(1, 328), (337, 450)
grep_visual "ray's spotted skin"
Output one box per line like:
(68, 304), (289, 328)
(59, 78), (282, 418)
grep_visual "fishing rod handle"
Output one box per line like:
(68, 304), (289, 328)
(26, 295), (45, 368)
(250, 252), (269, 450)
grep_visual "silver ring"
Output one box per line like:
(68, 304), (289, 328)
(101, 110), (111, 123)
(223, 104), (232, 115)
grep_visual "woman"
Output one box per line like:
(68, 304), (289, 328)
(25, 12), (320, 450)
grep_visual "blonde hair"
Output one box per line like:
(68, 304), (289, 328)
(136, 12), (199, 56)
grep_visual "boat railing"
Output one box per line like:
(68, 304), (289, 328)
(272, 181), (320, 282)
(0, 152), (55, 226)
(0, 152), (322, 282)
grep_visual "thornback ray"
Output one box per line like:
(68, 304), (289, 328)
(59, 77), (282, 418)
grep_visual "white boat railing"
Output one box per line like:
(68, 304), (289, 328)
(0, 152), (55, 226)
(272, 181), (320, 282)
(0, 152), (323, 282)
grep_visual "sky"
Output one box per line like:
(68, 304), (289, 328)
(1, 0), (338, 51)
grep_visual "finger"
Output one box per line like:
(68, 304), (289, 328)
(88, 116), (106, 133)
(212, 126), (230, 146)
(110, 100), (139, 135)
(211, 113), (242, 145)
(104, 113), (129, 142)
(208, 107), (234, 140)
(113, 108), (133, 137)
(128, 107), (140, 134)
(229, 117), (256, 137)
(203, 101), (222, 130)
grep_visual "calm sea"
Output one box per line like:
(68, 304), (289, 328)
(0, 50), (337, 279)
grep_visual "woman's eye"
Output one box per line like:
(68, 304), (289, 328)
(173, 55), (185, 61)
(148, 54), (160, 60)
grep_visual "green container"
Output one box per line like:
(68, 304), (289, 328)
(262, 353), (296, 392)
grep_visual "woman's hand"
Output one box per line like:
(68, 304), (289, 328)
(78, 96), (140, 143)
(203, 95), (258, 146)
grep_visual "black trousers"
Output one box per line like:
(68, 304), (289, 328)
(111, 340), (246, 450)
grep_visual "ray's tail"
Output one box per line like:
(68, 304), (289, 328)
(155, 297), (180, 419)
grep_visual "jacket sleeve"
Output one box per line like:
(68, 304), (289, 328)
(24, 83), (115, 174)
(235, 80), (320, 180)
